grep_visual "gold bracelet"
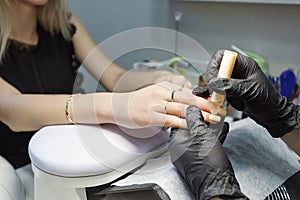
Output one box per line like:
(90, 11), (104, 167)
(65, 95), (75, 124)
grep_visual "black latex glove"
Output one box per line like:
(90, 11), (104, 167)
(202, 49), (300, 138)
(168, 106), (247, 200)
(192, 85), (210, 98)
(192, 85), (228, 144)
(193, 85), (229, 144)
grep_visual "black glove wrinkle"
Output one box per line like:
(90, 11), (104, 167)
(186, 106), (208, 136)
(192, 86), (229, 144)
(168, 106), (248, 200)
(201, 169), (245, 200)
(192, 85), (210, 97)
(205, 49), (300, 138)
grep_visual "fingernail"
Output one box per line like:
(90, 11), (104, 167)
(209, 114), (221, 123)
(211, 104), (227, 116)
(217, 108), (227, 116)
(211, 107), (218, 115)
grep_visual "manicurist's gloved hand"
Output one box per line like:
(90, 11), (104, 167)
(168, 106), (247, 200)
(192, 85), (227, 143)
(202, 49), (300, 138)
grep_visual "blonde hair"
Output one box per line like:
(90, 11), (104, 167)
(0, 0), (72, 62)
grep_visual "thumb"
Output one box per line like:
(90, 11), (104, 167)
(207, 77), (243, 97)
(186, 106), (208, 134)
(192, 85), (210, 97)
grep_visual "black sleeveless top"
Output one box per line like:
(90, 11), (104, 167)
(0, 24), (81, 168)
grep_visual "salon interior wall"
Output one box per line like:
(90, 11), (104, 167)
(70, 1), (300, 92)
(169, 1), (300, 77)
(69, 0), (173, 92)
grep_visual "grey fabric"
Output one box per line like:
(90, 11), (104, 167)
(224, 118), (300, 200)
(114, 152), (196, 200)
(115, 118), (300, 200)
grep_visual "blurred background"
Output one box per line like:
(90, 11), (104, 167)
(69, 0), (300, 103)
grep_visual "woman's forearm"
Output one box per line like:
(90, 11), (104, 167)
(0, 93), (114, 132)
(0, 82), (215, 132)
(0, 94), (69, 132)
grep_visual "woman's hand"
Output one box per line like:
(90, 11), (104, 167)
(110, 81), (216, 129)
(151, 70), (192, 88)
(112, 70), (192, 92)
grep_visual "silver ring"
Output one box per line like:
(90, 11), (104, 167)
(179, 85), (184, 91)
(171, 85), (183, 102)
(171, 90), (175, 102)
(164, 102), (169, 113)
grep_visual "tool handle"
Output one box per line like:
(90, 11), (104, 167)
(210, 50), (237, 114)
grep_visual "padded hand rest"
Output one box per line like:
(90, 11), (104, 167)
(29, 124), (169, 177)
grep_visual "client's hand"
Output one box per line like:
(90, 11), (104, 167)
(168, 106), (247, 200)
(112, 70), (192, 93)
(152, 70), (192, 88)
(111, 82), (217, 129)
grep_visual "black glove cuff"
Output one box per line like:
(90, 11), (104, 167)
(247, 96), (300, 138)
(266, 102), (300, 138)
(200, 169), (248, 200)
(293, 104), (300, 130)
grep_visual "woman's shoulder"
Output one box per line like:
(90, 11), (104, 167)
(68, 14), (87, 38)
(69, 14), (81, 27)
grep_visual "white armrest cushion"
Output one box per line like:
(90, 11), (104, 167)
(29, 124), (169, 177)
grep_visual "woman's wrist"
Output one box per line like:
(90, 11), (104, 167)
(72, 92), (114, 125)
(94, 92), (115, 124)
